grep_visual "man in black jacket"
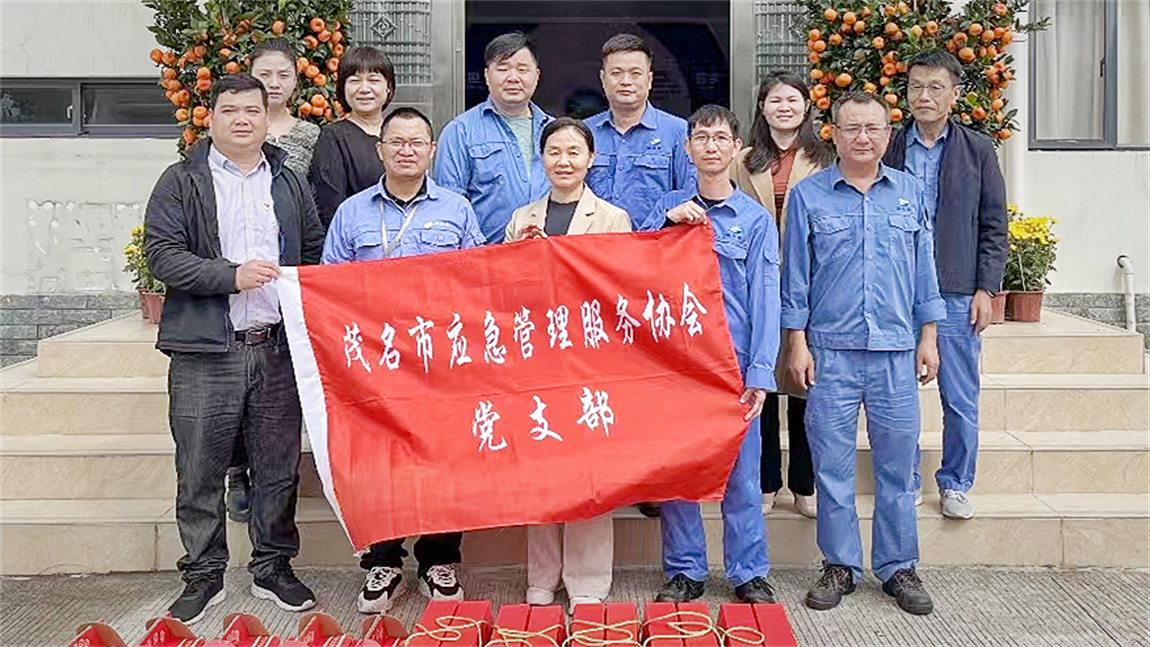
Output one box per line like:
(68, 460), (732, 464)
(883, 51), (1008, 520)
(144, 74), (324, 623)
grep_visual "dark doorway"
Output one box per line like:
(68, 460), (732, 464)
(465, 0), (730, 119)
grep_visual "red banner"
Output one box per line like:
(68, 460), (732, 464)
(278, 225), (749, 550)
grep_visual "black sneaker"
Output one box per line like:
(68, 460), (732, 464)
(882, 568), (934, 615)
(655, 573), (705, 602)
(358, 566), (405, 613)
(250, 567), (316, 612)
(419, 564), (463, 600)
(168, 576), (225, 625)
(805, 564), (855, 611)
(226, 470), (251, 524)
(734, 577), (776, 603)
(637, 502), (661, 518)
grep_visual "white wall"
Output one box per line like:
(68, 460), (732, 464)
(1, 1), (157, 77)
(0, 138), (178, 294)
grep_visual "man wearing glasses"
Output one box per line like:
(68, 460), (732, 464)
(322, 107), (483, 613)
(883, 50), (1008, 521)
(782, 92), (945, 616)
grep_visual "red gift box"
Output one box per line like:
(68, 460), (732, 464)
(717, 604), (796, 647)
(490, 604), (565, 647)
(296, 612), (378, 647)
(219, 613), (291, 647)
(643, 603), (717, 647)
(137, 617), (230, 647)
(569, 603), (639, 647)
(67, 623), (126, 647)
(361, 614), (409, 647)
(407, 600), (494, 647)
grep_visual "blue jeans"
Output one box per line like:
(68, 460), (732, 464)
(914, 293), (981, 493)
(660, 419), (769, 586)
(806, 348), (920, 583)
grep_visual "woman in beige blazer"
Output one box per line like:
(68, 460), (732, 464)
(732, 71), (835, 519)
(505, 117), (629, 611)
(505, 118), (631, 243)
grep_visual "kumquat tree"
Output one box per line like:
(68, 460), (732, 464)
(144, 0), (352, 155)
(800, 0), (1046, 145)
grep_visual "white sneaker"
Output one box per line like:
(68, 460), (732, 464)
(358, 566), (404, 614)
(763, 491), (779, 514)
(914, 487), (924, 507)
(940, 489), (975, 519)
(526, 586), (555, 605)
(569, 596), (601, 613)
(794, 493), (817, 518)
(419, 564), (464, 600)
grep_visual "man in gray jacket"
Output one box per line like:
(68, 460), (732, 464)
(144, 74), (324, 624)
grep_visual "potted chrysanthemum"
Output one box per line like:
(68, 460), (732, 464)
(1002, 205), (1058, 322)
(124, 224), (165, 323)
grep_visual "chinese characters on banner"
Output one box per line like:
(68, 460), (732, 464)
(278, 225), (749, 550)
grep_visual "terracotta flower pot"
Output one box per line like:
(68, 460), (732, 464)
(138, 290), (164, 324)
(990, 292), (1007, 324)
(1005, 290), (1043, 322)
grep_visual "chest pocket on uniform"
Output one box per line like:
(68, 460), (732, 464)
(810, 216), (854, 262)
(632, 153), (671, 195)
(467, 143), (505, 186)
(415, 226), (462, 252)
(351, 229), (383, 259)
(714, 237), (749, 296)
(886, 212), (920, 261)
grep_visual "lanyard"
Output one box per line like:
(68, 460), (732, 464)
(380, 199), (420, 258)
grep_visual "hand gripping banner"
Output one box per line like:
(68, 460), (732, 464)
(277, 225), (749, 550)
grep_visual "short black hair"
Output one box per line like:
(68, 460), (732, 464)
(908, 49), (963, 85)
(485, 32), (537, 67)
(250, 39), (295, 67)
(381, 107), (434, 140)
(540, 117), (595, 153)
(687, 104), (740, 138)
(601, 33), (652, 67)
(210, 74), (268, 109)
(336, 46), (396, 111)
(831, 91), (891, 123)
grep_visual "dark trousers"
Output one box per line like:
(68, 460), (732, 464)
(228, 435), (249, 476)
(360, 534), (463, 576)
(168, 338), (302, 582)
(760, 394), (815, 496)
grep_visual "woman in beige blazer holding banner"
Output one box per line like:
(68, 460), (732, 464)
(506, 117), (629, 610)
(732, 71), (835, 518)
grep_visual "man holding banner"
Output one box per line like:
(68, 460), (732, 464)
(322, 107), (483, 613)
(650, 105), (781, 604)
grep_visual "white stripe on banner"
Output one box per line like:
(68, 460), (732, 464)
(275, 267), (351, 543)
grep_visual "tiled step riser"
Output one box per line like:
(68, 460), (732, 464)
(1, 392), (170, 435)
(36, 342), (168, 378)
(980, 335), (1145, 374)
(6, 513), (1145, 576)
(7, 446), (1146, 499)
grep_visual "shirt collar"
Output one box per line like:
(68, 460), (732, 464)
(908, 121), (949, 148)
(207, 144), (268, 177)
(601, 103), (658, 131)
(693, 181), (740, 209)
(482, 97), (544, 123)
(374, 174), (440, 204)
(829, 162), (895, 189)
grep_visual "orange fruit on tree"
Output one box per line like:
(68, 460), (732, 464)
(816, 96), (832, 111)
(299, 102), (312, 117)
(954, 31), (968, 45)
(890, 107), (903, 121)
(219, 47), (233, 58)
(297, 57), (309, 73)
(809, 52), (821, 63)
(195, 78), (212, 92)
(895, 61), (907, 72)
(811, 83), (828, 99)
(885, 22), (899, 35)
(829, 33), (843, 45)
(897, 1), (909, 14)
(863, 81), (877, 93)
(333, 43), (345, 57)
(809, 28), (822, 40)
(996, 128), (1012, 140)
(991, 98), (1005, 110)
(303, 36), (319, 49)
(841, 21), (854, 33)
(811, 68), (825, 80)
(925, 20), (939, 35)
(987, 45), (998, 58)
(305, 64), (320, 78)
(853, 21), (866, 33)
(272, 20), (285, 35)
(909, 24), (923, 38)
(163, 67), (177, 80)
(193, 45), (207, 58)
(884, 4), (897, 16)
(313, 74), (327, 86)
(1001, 30), (1014, 44)
(835, 72), (852, 87)
(324, 108), (334, 120)
(327, 58), (339, 72)
(885, 93), (899, 105)
(860, 6), (872, 18)
(945, 40), (957, 52)
(993, 2), (1008, 15)
(310, 93), (327, 108)
(972, 106), (988, 120)
(183, 128), (197, 145)
(958, 47), (975, 63)
(994, 111), (1005, 123)
(1001, 69), (1013, 81)
(978, 46), (987, 58)
(879, 75), (892, 86)
(192, 116), (204, 127)
(150, 48), (164, 64)
(310, 17), (325, 32)
(819, 123), (834, 140)
(883, 62), (897, 76)
(969, 22), (983, 35)
(225, 61), (240, 74)
(196, 66), (211, 79)
(813, 39), (827, 51)
(824, 7), (838, 21)
(318, 29), (331, 43)
(872, 36), (885, 49)
(192, 105), (208, 119)
(175, 108), (189, 122)
(842, 11), (857, 24)
(981, 30), (995, 43)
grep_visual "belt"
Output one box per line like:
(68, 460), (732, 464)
(234, 322), (281, 345)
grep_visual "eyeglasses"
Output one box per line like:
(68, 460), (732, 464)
(689, 133), (735, 146)
(382, 139), (431, 151)
(908, 83), (953, 96)
(835, 124), (890, 138)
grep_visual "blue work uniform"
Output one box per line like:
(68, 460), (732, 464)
(322, 175), (484, 264)
(781, 163), (945, 584)
(434, 98), (553, 244)
(905, 122), (980, 495)
(584, 104), (696, 229)
(649, 187), (780, 586)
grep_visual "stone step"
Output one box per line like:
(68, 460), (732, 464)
(980, 310), (1145, 374)
(3, 493), (1145, 575)
(36, 314), (167, 378)
(4, 430), (1146, 502)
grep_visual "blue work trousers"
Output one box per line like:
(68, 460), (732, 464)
(914, 293), (981, 493)
(660, 419), (769, 586)
(806, 347), (920, 583)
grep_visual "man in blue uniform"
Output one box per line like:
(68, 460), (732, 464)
(782, 92), (945, 616)
(435, 32), (553, 244)
(324, 107), (483, 614)
(648, 105), (780, 604)
(585, 34), (695, 230)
